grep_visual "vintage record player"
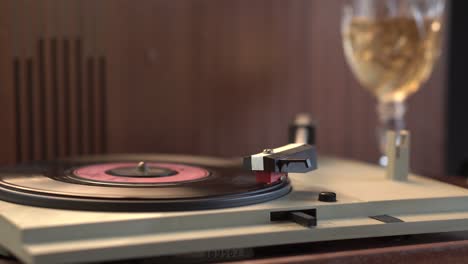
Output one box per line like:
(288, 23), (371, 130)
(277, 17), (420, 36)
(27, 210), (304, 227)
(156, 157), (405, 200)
(2, 118), (468, 264)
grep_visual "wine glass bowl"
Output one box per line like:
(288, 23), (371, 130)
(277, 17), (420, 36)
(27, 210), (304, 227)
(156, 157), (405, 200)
(341, 0), (445, 163)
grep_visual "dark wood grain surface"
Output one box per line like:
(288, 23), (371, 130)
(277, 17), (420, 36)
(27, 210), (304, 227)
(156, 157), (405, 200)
(0, 1), (16, 165)
(0, 0), (448, 176)
(2, 232), (468, 264)
(229, 234), (468, 264)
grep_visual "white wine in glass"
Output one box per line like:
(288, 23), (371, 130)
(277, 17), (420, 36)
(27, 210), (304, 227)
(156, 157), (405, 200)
(341, 0), (445, 165)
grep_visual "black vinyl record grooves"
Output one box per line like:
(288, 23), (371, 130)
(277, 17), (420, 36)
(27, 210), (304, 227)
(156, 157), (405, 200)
(0, 154), (291, 211)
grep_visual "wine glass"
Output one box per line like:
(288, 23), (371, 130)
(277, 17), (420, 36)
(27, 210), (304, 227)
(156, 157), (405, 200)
(341, 0), (445, 165)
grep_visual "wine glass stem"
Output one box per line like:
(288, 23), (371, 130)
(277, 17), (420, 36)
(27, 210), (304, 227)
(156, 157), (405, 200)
(377, 100), (406, 166)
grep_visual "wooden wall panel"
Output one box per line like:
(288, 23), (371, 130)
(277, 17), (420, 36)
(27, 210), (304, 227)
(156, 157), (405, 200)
(97, 0), (129, 154)
(0, 1), (16, 164)
(407, 53), (447, 176)
(1, 0), (107, 164)
(0, 0), (448, 177)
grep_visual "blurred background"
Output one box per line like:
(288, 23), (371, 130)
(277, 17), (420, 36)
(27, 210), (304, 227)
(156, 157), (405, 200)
(0, 0), (466, 177)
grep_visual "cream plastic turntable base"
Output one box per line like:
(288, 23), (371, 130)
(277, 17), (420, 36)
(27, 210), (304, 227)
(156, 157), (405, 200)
(2, 157), (468, 264)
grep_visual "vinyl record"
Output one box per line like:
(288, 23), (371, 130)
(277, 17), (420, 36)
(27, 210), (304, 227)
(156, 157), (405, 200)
(0, 154), (291, 211)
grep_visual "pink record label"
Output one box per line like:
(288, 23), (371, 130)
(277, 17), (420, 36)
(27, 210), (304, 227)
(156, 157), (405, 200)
(73, 162), (210, 183)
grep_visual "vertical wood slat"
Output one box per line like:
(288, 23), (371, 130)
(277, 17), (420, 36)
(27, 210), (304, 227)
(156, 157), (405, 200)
(97, 56), (107, 153)
(86, 57), (95, 154)
(43, 0), (55, 161)
(18, 58), (30, 162)
(92, 56), (100, 154)
(39, 38), (57, 159)
(37, 39), (48, 160)
(94, 0), (106, 155)
(75, 39), (84, 155)
(68, 38), (78, 156)
(56, 37), (67, 158)
(62, 38), (71, 156)
(43, 36), (55, 160)
(19, 0), (37, 161)
(83, 57), (95, 153)
(26, 58), (35, 161)
(13, 58), (22, 162)
(28, 0), (43, 161)
(81, 0), (95, 155)
(80, 56), (90, 155)
(14, 1), (28, 162)
(50, 38), (60, 158)
(36, 1), (47, 161)
(64, 0), (80, 157)
(31, 54), (43, 161)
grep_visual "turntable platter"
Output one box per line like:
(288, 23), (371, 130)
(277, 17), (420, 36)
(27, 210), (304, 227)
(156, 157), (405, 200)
(0, 154), (291, 212)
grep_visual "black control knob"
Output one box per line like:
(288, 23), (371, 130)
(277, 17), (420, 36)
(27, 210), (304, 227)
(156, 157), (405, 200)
(318, 192), (337, 202)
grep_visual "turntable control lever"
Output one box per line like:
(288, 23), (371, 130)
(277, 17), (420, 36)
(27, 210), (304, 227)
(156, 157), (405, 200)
(270, 209), (317, 228)
(289, 211), (316, 228)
